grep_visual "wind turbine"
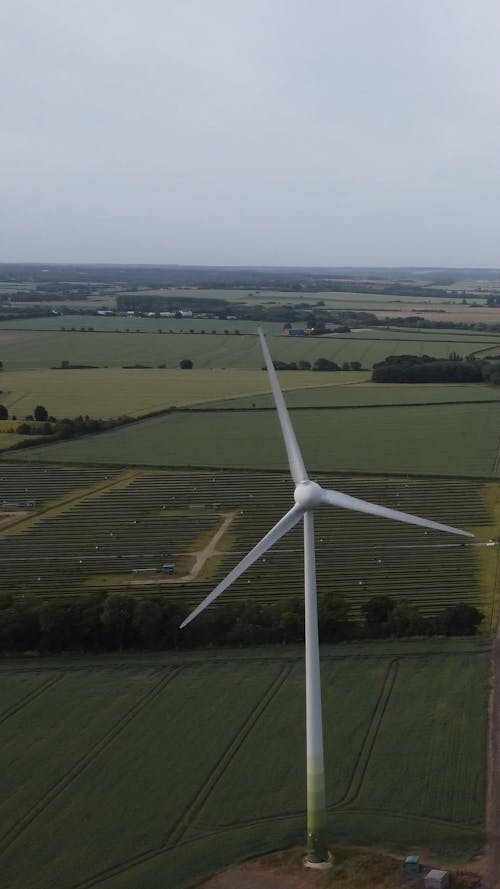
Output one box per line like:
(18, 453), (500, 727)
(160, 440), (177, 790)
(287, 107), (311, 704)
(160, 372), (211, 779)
(181, 329), (473, 867)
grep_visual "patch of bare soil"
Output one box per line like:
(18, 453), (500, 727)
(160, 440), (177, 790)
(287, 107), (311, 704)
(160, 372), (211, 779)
(199, 866), (322, 889)
(197, 847), (479, 889)
(197, 850), (329, 889)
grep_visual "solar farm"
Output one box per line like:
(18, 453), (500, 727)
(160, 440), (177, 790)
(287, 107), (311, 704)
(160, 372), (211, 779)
(0, 466), (496, 624)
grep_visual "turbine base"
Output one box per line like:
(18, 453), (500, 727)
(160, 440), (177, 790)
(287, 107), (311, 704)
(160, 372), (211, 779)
(303, 851), (334, 870)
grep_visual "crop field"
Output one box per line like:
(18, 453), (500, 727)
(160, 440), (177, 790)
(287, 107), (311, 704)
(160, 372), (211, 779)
(0, 433), (27, 450)
(0, 642), (488, 889)
(0, 368), (365, 421)
(0, 467), (495, 623)
(0, 285), (466, 309)
(3, 312), (497, 337)
(1, 328), (500, 372)
(13, 399), (500, 478)
(206, 381), (500, 409)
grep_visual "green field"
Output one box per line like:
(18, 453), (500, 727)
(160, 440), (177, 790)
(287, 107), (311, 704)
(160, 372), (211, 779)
(1, 328), (500, 372)
(2, 313), (496, 341)
(206, 381), (500, 409)
(13, 400), (500, 477)
(0, 368), (368, 421)
(0, 641), (488, 889)
(0, 433), (29, 450)
(110, 286), (490, 314)
(0, 285), (470, 310)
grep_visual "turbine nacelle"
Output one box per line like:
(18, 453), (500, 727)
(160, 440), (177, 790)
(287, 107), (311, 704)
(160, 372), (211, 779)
(294, 480), (324, 510)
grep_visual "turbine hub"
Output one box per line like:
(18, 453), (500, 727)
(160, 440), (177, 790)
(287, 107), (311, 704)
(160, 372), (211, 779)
(294, 480), (323, 510)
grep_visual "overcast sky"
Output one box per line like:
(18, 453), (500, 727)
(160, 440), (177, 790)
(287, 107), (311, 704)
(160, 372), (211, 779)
(1, 0), (499, 267)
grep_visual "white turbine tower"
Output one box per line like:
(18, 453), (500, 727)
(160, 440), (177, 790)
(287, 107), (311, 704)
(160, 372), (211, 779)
(181, 329), (473, 867)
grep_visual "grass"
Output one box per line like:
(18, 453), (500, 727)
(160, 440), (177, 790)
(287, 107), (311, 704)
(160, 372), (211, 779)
(0, 433), (30, 450)
(0, 642), (488, 889)
(13, 400), (500, 478)
(0, 421), (26, 433)
(206, 381), (500, 409)
(0, 369), (368, 420)
(1, 328), (500, 371)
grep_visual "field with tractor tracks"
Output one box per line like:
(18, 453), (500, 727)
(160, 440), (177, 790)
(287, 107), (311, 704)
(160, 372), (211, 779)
(0, 642), (488, 889)
(11, 398), (500, 477)
(1, 326), (500, 371)
(0, 368), (368, 421)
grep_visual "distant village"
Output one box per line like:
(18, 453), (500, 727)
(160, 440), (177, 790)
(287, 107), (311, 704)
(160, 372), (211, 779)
(95, 308), (239, 320)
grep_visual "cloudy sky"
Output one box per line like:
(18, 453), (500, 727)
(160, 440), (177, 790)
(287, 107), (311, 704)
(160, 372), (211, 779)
(1, 0), (499, 266)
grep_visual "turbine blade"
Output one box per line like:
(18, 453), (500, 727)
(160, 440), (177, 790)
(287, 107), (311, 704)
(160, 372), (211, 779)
(258, 328), (308, 485)
(180, 504), (303, 628)
(321, 488), (473, 538)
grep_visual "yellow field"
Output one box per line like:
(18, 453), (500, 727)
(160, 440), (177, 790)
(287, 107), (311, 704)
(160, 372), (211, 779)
(0, 433), (27, 450)
(0, 368), (369, 419)
(0, 420), (24, 432)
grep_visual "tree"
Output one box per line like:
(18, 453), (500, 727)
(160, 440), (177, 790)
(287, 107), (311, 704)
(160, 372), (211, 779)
(101, 593), (136, 650)
(0, 603), (40, 652)
(313, 358), (340, 372)
(361, 595), (395, 635)
(133, 598), (166, 648)
(0, 404), (8, 420)
(34, 405), (48, 421)
(179, 359), (193, 369)
(318, 591), (352, 641)
(435, 604), (484, 636)
(277, 606), (304, 643)
(387, 601), (426, 637)
(39, 600), (82, 652)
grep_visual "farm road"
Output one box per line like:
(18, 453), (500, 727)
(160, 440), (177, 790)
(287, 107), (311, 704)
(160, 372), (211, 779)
(130, 510), (237, 586)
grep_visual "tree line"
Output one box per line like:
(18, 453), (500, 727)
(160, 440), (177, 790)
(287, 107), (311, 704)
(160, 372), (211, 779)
(272, 359), (362, 371)
(0, 591), (484, 654)
(372, 354), (500, 384)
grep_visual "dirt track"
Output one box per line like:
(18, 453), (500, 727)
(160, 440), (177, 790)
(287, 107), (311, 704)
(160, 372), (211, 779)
(129, 510), (237, 586)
